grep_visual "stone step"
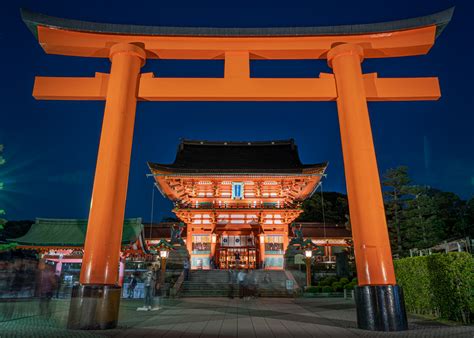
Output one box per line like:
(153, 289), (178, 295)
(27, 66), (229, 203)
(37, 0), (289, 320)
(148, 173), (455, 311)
(178, 270), (292, 298)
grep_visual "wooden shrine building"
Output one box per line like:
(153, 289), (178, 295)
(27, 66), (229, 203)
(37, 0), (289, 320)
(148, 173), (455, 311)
(149, 139), (327, 270)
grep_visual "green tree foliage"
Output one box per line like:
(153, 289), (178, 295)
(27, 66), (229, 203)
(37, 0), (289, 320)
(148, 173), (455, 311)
(402, 186), (445, 250)
(297, 191), (349, 226)
(298, 166), (472, 257)
(382, 166), (472, 255)
(0, 144), (5, 230)
(382, 166), (411, 255)
(0, 145), (15, 252)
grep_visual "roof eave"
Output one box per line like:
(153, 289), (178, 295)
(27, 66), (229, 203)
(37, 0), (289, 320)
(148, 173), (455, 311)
(21, 7), (454, 40)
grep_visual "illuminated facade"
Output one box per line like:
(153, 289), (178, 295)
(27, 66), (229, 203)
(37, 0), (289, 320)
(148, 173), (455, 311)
(149, 139), (327, 270)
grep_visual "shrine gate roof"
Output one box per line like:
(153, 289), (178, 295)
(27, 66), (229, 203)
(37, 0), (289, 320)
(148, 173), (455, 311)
(148, 139), (327, 174)
(21, 7), (453, 39)
(9, 218), (143, 248)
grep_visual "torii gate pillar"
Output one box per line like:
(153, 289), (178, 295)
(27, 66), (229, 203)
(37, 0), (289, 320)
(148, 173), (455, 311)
(67, 43), (145, 330)
(328, 44), (406, 330)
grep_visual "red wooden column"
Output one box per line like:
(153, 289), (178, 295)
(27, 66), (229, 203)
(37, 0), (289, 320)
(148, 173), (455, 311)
(328, 43), (395, 286)
(68, 43), (145, 330)
(327, 43), (407, 331)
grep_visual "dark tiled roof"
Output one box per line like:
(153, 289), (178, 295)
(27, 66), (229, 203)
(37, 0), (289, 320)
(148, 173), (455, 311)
(10, 218), (143, 247)
(149, 139), (327, 174)
(22, 8), (453, 39)
(143, 223), (184, 240)
(295, 222), (352, 238)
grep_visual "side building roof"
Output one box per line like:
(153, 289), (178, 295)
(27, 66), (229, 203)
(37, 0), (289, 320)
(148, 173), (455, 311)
(148, 139), (327, 175)
(295, 222), (352, 239)
(9, 218), (143, 248)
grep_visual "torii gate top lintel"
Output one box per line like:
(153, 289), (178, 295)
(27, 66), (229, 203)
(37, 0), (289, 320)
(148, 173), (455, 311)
(21, 7), (454, 60)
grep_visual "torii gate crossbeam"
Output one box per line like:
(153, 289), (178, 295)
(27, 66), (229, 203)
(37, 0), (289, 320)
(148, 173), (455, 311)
(21, 7), (453, 332)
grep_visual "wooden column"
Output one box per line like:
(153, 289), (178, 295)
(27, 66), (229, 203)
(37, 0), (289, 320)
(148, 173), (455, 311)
(327, 43), (395, 286)
(80, 43), (145, 285)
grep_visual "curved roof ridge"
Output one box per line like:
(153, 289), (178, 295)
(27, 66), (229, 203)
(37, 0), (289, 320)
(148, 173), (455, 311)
(179, 139), (295, 146)
(21, 7), (454, 39)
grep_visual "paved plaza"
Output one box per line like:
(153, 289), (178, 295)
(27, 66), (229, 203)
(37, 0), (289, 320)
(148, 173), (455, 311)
(0, 297), (473, 337)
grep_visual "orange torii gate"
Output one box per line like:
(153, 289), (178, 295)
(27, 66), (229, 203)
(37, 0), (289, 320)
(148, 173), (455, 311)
(22, 7), (453, 331)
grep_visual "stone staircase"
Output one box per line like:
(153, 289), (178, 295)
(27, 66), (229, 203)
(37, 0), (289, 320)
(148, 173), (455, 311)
(179, 270), (293, 297)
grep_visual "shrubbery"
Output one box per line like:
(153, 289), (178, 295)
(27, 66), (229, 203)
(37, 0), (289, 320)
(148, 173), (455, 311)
(308, 276), (352, 293)
(321, 286), (333, 293)
(344, 282), (356, 290)
(305, 286), (318, 293)
(332, 282), (343, 292)
(394, 252), (473, 324)
(339, 277), (350, 285)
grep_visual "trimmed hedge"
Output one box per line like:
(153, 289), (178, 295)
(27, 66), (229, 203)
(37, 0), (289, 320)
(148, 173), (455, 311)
(305, 286), (318, 293)
(394, 252), (473, 324)
(339, 277), (350, 285)
(321, 286), (333, 293)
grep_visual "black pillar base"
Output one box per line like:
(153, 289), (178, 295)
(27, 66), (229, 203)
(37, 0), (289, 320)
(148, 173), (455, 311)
(354, 285), (408, 331)
(67, 284), (121, 330)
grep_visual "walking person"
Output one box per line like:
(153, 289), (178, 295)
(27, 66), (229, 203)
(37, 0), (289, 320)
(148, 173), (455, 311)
(227, 268), (236, 299)
(235, 252), (241, 268)
(237, 269), (246, 299)
(36, 260), (57, 318)
(153, 281), (162, 311)
(137, 264), (156, 311)
(250, 270), (259, 299)
(183, 258), (190, 281)
(127, 273), (138, 298)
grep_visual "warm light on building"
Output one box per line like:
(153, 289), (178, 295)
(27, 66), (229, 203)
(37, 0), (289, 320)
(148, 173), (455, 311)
(149, 139), (327, 270)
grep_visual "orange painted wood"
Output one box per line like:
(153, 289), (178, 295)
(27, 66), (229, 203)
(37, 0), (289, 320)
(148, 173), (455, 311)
(328, 43), (396, 286)
(32, 74), (439, 101)
(33, 73), (109, 100)
(79, 43), (145, 285)
(36, 25), (436, 59)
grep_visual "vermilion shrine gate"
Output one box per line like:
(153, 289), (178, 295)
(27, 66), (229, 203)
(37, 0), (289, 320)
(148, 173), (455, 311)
(21, 7), (453, 332)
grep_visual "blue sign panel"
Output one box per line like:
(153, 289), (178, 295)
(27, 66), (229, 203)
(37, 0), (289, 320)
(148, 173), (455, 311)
(232, 182), (244, 199)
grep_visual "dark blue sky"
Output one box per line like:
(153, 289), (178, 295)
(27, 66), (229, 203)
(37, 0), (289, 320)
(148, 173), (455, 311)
(0, 0), (472, 221)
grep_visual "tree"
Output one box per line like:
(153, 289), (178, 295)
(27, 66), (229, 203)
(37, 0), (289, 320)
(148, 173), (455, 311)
(402, 186), (445, 250)
(382, 166), (411, 255)
(0, 145), (16, 252)
(297, 191), (349, 226)
(462, 197), (474, 238)
(0, 144), (5, 231)
(430, 190), (467, 240)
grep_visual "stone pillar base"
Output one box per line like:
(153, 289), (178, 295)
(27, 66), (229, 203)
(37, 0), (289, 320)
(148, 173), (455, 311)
(67, 284), (121, 330)
(354, 285), (408, 331)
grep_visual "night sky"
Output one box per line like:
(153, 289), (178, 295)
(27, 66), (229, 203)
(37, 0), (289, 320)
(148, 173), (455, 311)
(0, 0), (472, 222)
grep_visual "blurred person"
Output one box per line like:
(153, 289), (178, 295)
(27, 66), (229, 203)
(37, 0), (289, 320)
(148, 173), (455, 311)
(237, 269), (246, 299)
(1, 261), (15, 320)
(127, 273), (138, 298)
(183, 258), (190, 281)
(152, 281), (162, 311)
(263, 271), (272, 284)
(137, 264), (156, 311)
(227, 268), (237, 299)
(247, 270), (259, 299)
(235, 252), (241, 267)
(37, 260), (57, 318)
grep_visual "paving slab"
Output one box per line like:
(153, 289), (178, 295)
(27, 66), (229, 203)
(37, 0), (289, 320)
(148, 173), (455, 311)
(0, 297), (473, 337)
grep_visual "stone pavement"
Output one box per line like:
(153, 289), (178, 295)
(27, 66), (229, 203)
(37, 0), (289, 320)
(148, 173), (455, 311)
(0, 297), (473, 337)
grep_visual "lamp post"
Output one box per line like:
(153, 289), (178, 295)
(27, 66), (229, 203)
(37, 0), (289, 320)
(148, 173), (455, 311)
(259, 234), (266, 269)
(159, 247), (169, 284)
(305, 249), (313, 288)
